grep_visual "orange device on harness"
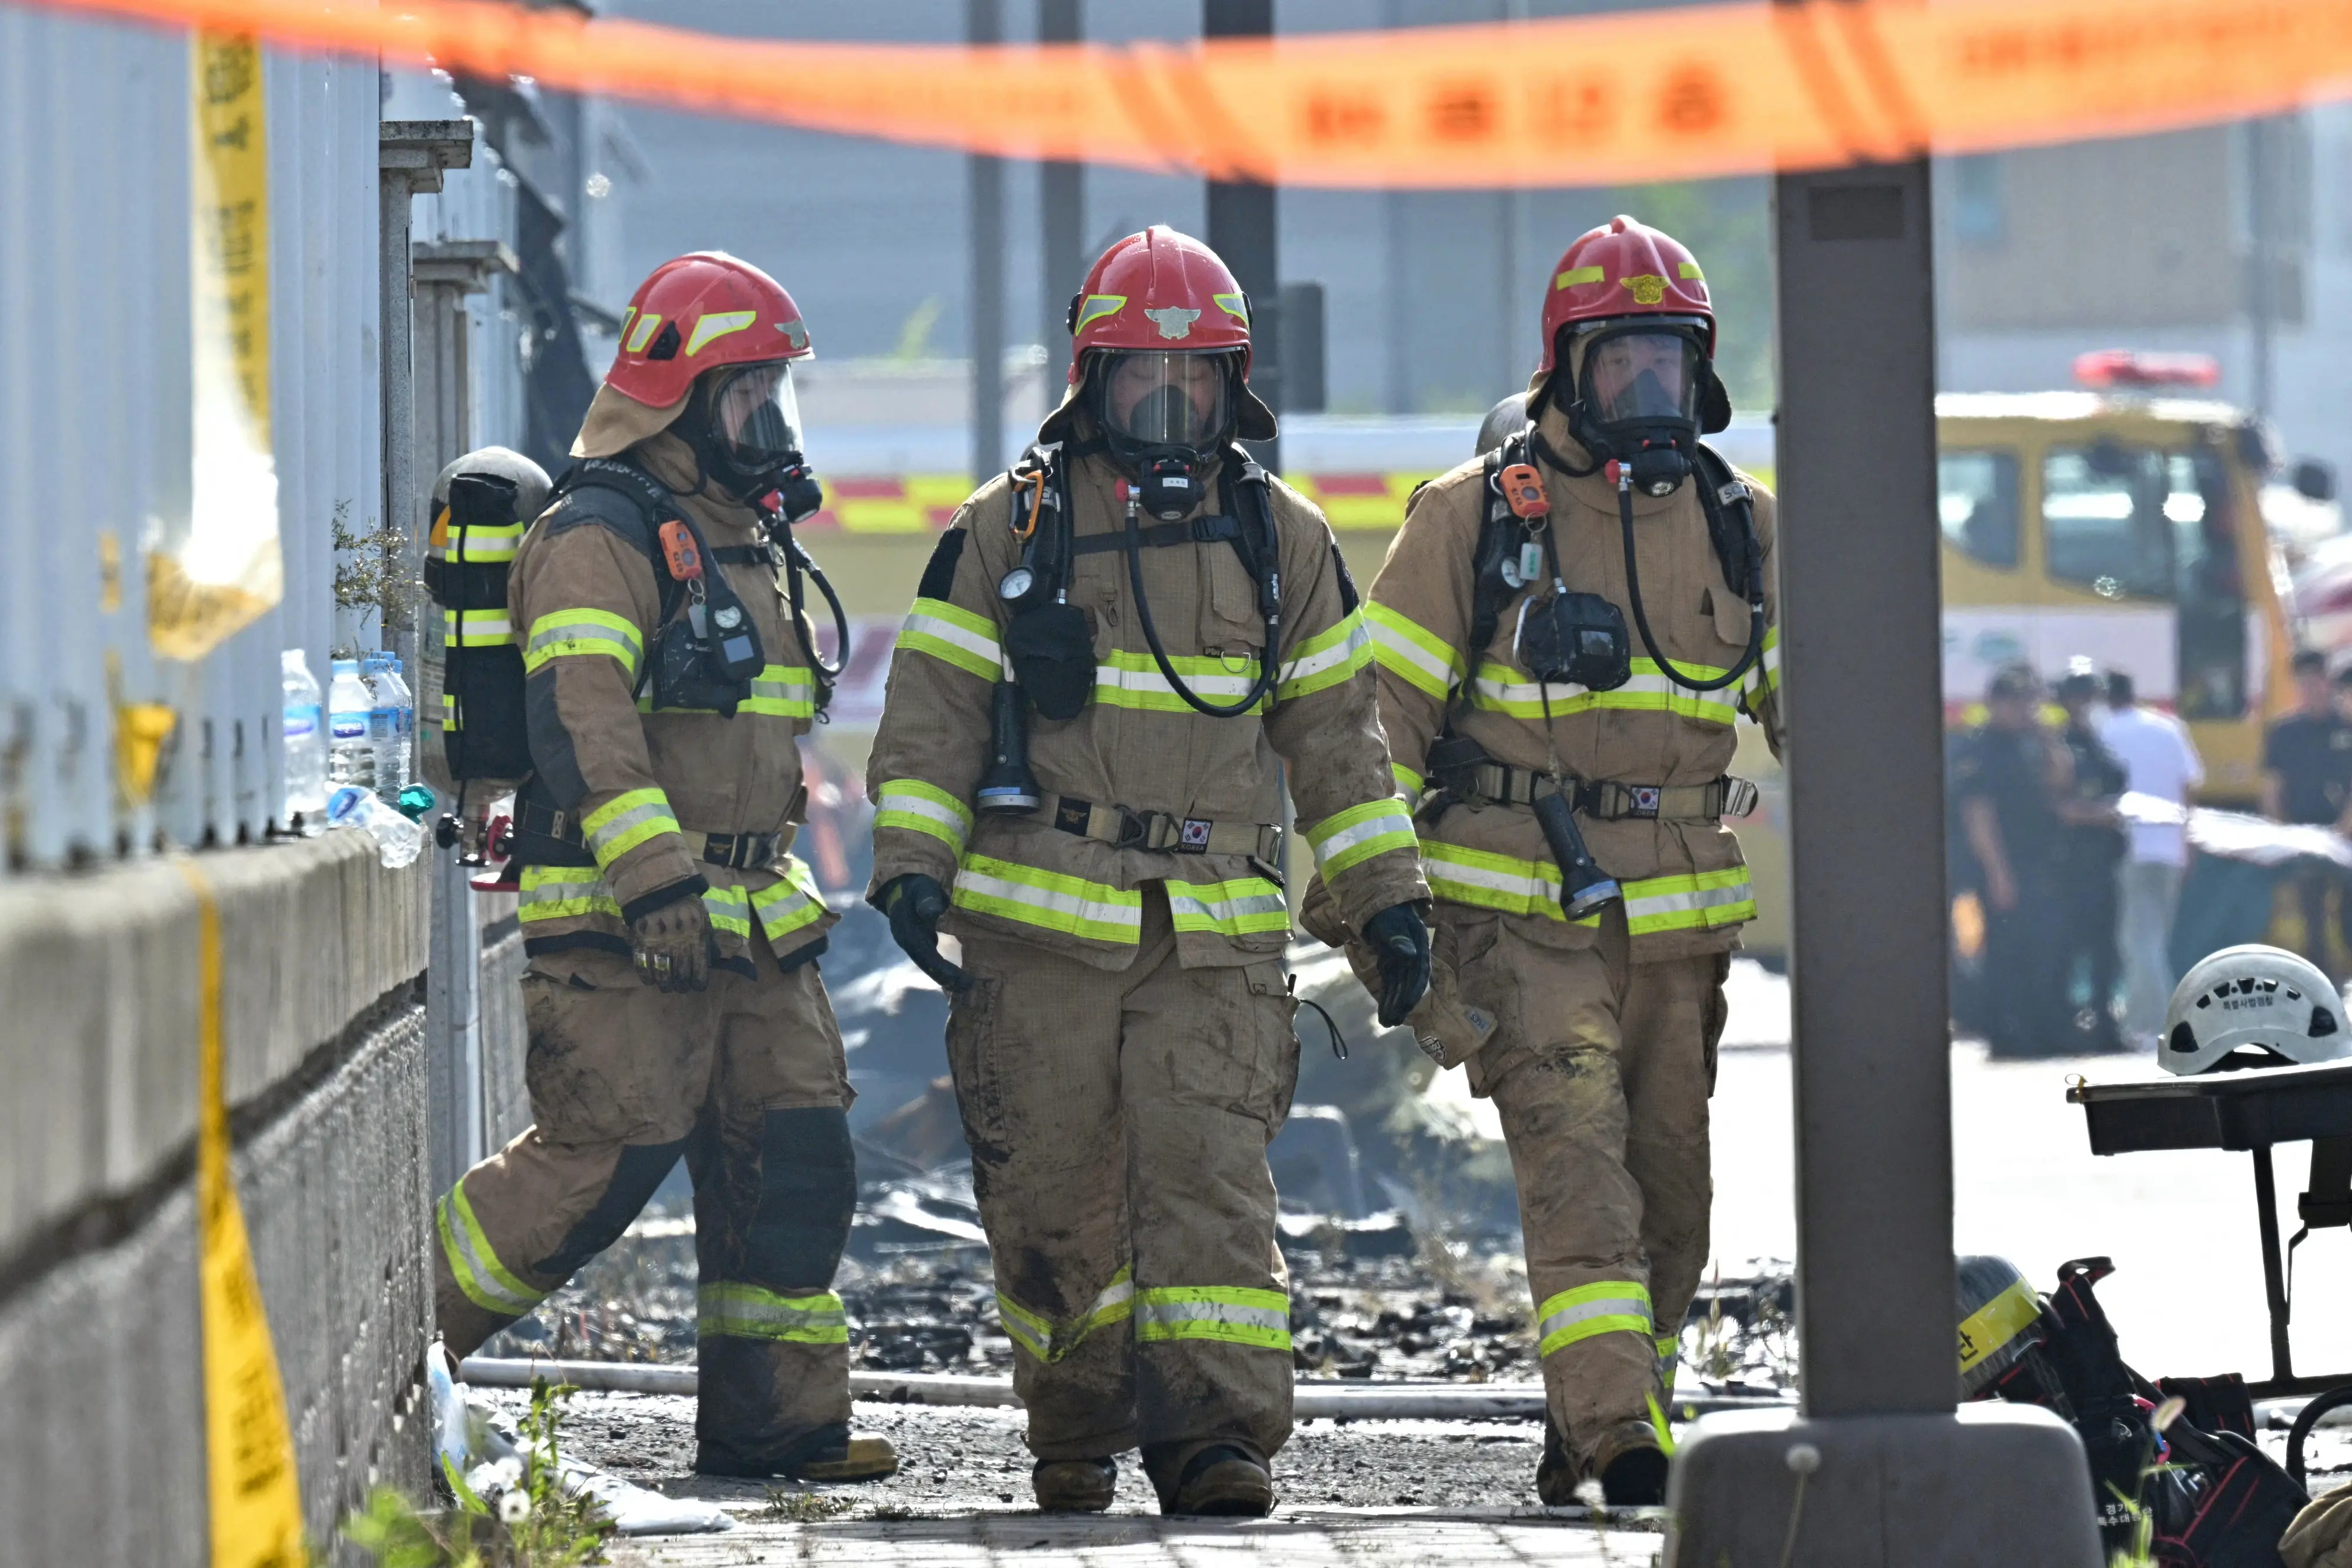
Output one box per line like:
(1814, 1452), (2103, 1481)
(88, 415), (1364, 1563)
(658, 519), (704, 581)
(1499, 462), (1548, 520)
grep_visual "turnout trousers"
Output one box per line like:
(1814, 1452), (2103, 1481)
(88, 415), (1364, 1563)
(432, 944), (857, 1472)
(1455, 906), (1728, 1476)
(947, 887), (1301, 1506)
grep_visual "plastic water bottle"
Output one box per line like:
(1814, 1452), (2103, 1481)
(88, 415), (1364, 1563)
(280, 649), (328, 821)
(327, 784), (426, 868)
(327, 657), (376, 791)
(383, 656), (416, 794)
(365, 653), (409, 798)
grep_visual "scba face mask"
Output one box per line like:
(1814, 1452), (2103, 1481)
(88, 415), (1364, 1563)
(693, 360), (806, 497)
(1569, 322), (1710, 496)
(1090, 350), (1240, 520)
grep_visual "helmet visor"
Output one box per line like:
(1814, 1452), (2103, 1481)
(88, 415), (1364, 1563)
(1098, 350), (1234, 450)
(710, 361), (803, 472)
(1579, 329), (1705, 427)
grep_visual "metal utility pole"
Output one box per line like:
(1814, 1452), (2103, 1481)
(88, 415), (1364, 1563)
(411, 235), (514, 1197)
(1204, 0), (1279, 473)
(1665, 158), (2102, 1566)
(2248, 116), (2275, 419)
(1040, 0), (1084, 367)
(376, 121), (472, 677)
(968, 0), (1005, 482)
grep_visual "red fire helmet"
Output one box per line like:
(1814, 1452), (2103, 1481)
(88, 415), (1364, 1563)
(1538, 215), (1713, 375)
(1067, 225), (1254, 386)
(604, 252), (813, 409)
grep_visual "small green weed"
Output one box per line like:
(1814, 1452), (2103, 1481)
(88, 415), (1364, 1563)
(345, 1381), (613, 1567)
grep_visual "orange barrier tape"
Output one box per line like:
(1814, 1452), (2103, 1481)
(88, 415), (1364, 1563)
(18, 0), (2352, 186)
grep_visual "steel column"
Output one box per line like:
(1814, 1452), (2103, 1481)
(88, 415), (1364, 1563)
(967, 0), (1005, 482)
(1038, 0), (1084, 363)
(1665, 157), (2101, 1567)
(1204, 0), (1278, 473)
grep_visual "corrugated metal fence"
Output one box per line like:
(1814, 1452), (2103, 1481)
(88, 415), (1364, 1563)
(0, 9), (537, 875)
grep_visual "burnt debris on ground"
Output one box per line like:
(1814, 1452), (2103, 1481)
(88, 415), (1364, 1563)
(483, 908), (1801, 1398)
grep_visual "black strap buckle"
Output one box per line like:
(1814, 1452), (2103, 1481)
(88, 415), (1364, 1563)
(700, 831), (776, 870)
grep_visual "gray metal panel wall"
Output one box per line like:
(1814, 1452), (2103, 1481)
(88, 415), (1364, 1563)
(0, 14), (379, 872)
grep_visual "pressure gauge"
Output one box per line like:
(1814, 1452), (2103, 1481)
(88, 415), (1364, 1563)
(998, 566), (1037, 604)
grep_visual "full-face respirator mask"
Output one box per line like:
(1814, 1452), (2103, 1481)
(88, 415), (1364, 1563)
(686, 360), (808, 501)
(1087, 349), (1242, 520)
(1557, 319), (1728, 498)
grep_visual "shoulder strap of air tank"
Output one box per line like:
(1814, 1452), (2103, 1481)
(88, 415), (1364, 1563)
(559, 457), (693, 624)
(1224, 448), (1282, 589)
(1464, 429), (1530, 681)
(1690, 442), (1759, 600)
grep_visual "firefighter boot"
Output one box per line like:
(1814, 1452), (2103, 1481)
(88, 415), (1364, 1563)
(1591, 1420), (1668, 1507)
(1536, 1414), (1577, 1506)
(796, 1436), (901, 1483)
(1033, 1457), (1118, 1513)
(1167, 1445), (1275, 1517)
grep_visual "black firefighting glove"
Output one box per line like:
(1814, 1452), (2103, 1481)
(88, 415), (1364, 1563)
(882, 873), (971, 993)
(630, 889), (712, 993)
(1362, 902), (1432, 1028)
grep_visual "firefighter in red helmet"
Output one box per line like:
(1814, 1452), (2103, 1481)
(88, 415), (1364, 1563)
(866, 226), (1430, 1515)
(1354, 216), (1783, 1503)
(429, 252), (895, 1483)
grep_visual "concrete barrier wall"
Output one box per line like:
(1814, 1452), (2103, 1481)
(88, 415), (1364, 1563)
(0, 830), (433, 1566)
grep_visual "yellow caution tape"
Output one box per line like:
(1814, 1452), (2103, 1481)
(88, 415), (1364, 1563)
(181, 860), (308, 1566)
(21, 0), (2352, 187)
(151, 32), (282, 664)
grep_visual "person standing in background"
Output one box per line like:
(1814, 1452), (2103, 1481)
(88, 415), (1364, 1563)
(2094, 670), (2203, 1049)
(2261, 648), (2352, 975)
(1952, 664), (2069, 1057)
(2053, 664), (2127, 1052)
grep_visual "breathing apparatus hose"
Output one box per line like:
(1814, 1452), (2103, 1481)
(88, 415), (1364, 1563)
(1122, 495), (1282, 720)
(1614, 471), (1763, 695)
(771, 524), (851, 693)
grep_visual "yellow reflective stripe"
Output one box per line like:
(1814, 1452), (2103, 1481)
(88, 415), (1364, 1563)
(1073, 293), (1126, 333)
(742, 663), (815, 718)
(1957, 1278), (2044, 1381)
(446, 521), (524, 563)
(1212, 292), (1249, 326)
(580, 787), (681, 868)
(1305, 798), (1418, 878)
(1095, 647), (1266, 713)
(998, 1266), (1135, 1365)
(436, 1178), (542, 1316)
(517, 865), (622, 924)
(1621, 867), (1755, 935)
(443, 607), (515, 647)
(1366, 601), (1462, 700)
(1678, 260), (1705, 281)
(953, 853), (1141, 943)
(623, 311), (662, 353)
(1421, 840), (1598, 925)
(1471, 658), (1740, 726)
(1134, 1286), (1292, 1352)
(1392, 761), (1426, 797)
(701, 882), (753, 939)
(1275, 610), (1372, 701)
(874, 778), (973, 851)
(1536, 1281), (1652, 1358)
(684, 309), (757, 357)
(522, 607), (643, 677)
(698, 1284), (850, 1344)
(1743, 625), (1782, 704)
(750, 855), (828, 940)
(1555, 265), (1605, 289)
(1165, 876), (1291, 937)
(898, 596), (1003, 680)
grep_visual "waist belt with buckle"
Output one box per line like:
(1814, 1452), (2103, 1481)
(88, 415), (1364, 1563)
(1039, 792), (1284, 860)
(1442, 761), (1756, 823)
(512, 799), (784, 871)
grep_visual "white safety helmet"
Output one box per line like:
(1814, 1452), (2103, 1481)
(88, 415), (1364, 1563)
(2162, 945), (2350, 1076)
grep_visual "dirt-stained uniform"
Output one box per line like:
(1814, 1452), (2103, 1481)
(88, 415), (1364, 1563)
(1366, 387), (1782, 1481)
(431, 383), (856, 1475)
(864, 437), (1426, 1500)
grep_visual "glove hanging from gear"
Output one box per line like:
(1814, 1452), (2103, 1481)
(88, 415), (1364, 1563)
(881, 872), (970, 992)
